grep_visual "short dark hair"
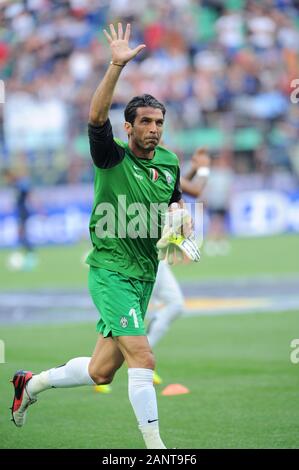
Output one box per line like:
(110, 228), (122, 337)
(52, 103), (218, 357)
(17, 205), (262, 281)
(124, 94), (166, 125)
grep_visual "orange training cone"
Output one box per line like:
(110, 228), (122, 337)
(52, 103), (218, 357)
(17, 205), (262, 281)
(161, 384), (190, 396)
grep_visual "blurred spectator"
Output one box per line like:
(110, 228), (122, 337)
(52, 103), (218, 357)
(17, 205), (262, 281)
(0, 0), (298, 189)
(203, 150), (235, 256)
(215, 9), (245, 56)
(246, 3), (277, 51)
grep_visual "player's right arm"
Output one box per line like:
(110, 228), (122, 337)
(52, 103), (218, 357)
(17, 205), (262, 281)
(89, 23), (145, 126)
(88, 23), (146, 168)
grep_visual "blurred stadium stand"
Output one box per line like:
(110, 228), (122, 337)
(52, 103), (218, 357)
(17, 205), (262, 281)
(1, 0), (299, 246)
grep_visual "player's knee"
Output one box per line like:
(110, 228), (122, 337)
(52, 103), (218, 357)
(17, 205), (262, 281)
(135, 350), (155, 370)
(88, 365), (115, 385)
(89, 371), (114, 385)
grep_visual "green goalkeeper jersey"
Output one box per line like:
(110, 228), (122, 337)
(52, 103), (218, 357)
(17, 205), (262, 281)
(86, 120), (181, 281)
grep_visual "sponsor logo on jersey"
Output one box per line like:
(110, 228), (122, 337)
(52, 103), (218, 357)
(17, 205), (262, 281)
(149, 168), (159, 182)
(120, 316), (128, 328)
(132, 164), (143, 180)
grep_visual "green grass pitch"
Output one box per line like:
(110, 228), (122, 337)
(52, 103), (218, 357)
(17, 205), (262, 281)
(0, 234), (298, 290)
(0, 234), (298, 448)
(0, 312), (298, 449)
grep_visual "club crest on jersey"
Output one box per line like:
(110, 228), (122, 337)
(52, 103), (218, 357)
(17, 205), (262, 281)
(120, 317), (128, 328)
(149, 168), (159, 182)
(164, 170), (173, 184)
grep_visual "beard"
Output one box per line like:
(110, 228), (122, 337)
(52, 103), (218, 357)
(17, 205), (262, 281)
(138, 137), (160, 152)
(144, 142), (157, 151)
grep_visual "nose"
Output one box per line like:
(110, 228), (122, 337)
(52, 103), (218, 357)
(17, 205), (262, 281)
(149, 122), (158, 134)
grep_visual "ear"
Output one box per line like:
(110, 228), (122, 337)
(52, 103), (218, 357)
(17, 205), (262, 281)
(124, 121), (132, 137)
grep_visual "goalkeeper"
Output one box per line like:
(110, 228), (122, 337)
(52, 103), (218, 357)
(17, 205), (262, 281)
(10, 22), (199, 449)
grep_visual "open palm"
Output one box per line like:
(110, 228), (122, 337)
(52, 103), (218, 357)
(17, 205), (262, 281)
(104, 23), (146, 65)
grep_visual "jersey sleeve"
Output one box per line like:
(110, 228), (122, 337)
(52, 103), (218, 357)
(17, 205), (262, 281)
(88, 119), (125, 169)
(169, 167), (182, 205)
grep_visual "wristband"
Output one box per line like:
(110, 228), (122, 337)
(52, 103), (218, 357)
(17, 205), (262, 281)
(110, 61), (125, 67)
(196, 167), (210, 178)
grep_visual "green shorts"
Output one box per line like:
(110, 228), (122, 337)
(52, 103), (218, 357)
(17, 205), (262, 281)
(88, 266), (154, 337)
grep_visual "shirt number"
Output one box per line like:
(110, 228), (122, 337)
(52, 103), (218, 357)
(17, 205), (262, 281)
(129, 308), (139, 328)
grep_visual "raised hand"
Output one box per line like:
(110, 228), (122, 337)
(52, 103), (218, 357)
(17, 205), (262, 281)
(103, 23), (146, 66)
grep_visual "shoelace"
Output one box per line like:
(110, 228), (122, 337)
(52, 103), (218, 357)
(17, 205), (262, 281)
(23, 386), (37, 409)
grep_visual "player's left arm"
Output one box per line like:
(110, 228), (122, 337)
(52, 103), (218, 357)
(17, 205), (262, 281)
(157, 201), (199, 263)
(168, 166), (191, 231)
(157, 146), (212, 264)
(158, 165), (194, 258)
(168, 167), (182, 206)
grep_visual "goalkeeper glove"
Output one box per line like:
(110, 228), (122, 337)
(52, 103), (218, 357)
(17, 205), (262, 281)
(157, 233), (200, 264)
(157, 206), (200, 264)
